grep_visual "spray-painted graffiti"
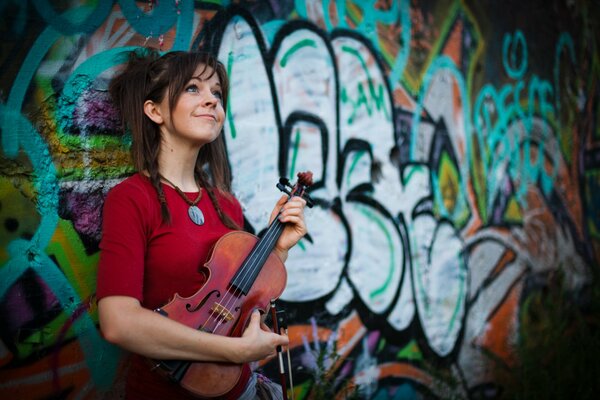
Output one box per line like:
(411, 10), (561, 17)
(1, 1), (598, 398)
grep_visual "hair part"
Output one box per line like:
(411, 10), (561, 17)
(109, 48), (239, 230)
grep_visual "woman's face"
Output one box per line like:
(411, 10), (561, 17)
(160, 63), (225, 147)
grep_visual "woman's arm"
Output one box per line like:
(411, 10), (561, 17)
(98, 295), (287, 364)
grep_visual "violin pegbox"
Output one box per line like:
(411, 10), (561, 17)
(277, 171), (314, 208)
(296, 171), (313, 188)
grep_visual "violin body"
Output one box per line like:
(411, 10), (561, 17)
(154, 230), (287, 398)
(153, 171), (313, 398)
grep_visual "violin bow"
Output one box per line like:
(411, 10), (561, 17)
(277, 307), (294, 400)
(270, 300), (290, 400)
(269, 172), (312, 399)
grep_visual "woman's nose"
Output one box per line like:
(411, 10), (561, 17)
(203, 91), (218, 107)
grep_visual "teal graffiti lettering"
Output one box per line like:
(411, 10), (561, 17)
(357, 205), (396, 301)
(1, 4), (127, 387)
(340, 45), (390, 124)
(4, 25), (60, 155)
(502, 30), (528, 79)
(473, 32), (562, 218)
(389, 0), (411, 90)
(280, 39), (317, 67)
(118, 0), (180, 39)
(32, 0), (112, 35)
(296, 0), (410, 90)
(0, 103), (120, 389)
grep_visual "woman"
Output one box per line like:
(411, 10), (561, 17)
(96, 49), (307, 399)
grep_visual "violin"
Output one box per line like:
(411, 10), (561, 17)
(151, 172), (313, 398)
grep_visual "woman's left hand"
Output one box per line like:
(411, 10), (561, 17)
(270, 195), (307, 262)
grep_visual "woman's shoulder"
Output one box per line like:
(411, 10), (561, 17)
(109, 173), (152, 194)
(105, 173), (155, 206)
(102, 173), (161, 226)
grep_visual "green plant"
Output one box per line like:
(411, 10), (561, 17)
(499, 270), (600, 400)
(305, 339), (361, 400)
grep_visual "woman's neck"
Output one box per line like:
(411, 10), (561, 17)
(157, 141), (202, 192)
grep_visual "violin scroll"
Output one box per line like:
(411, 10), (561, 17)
(296, 171), (313, 187)
(277, 171), (314, 208)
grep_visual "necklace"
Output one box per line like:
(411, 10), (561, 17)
(159, 175), (205, 226)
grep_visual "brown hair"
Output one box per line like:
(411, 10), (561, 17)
(109, 48), (239, 229)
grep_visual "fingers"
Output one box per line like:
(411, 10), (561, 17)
(278, 196), (306, 211)
(237, 309), (293, 363)
(246, 310), (261, 330)
(270, 196), (307, 229)
(240, 313), (289, 362)
(278, 197), (306, 219)
(263, 331), (289, 361)
(288, 196), (307, 207)
(275, 332), (289, 347)
(262, 327), (289, 347)
(275, 195), (288, 207)
(269, 195), (291, 224)
(278, 214), (306, 231)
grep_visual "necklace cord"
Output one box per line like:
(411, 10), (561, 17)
(159, 174), (202, 206)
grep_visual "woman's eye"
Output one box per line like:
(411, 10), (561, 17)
(185, 85), (199, 93)
(212, 91), (223, 100)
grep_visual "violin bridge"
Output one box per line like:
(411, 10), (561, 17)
(210, 302), (234, 322)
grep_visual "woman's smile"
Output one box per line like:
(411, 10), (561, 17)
(193, 112), (217, 121)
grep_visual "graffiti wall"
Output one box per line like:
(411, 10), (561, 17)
(1, 0), (599, 398)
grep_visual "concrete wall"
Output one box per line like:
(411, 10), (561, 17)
(1, 1), (599, 398)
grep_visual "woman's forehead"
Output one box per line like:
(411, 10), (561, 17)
(191, 63), (219, 83)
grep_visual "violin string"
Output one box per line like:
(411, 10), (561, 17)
(208, 215), (285, 335)
(201, 196), (291, 335)
(205, 222), (283, 336)
(204, 180), (307, 336)
(211, 186), (298, 331)
(207, 187), (301, 335)
(198, 209), (284, 333)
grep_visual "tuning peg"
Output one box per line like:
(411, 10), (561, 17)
(279, 177), (293, 188)
(276, 182), (292, 196)
(277, 174), (314, 207)
(302, 193), (314, 208)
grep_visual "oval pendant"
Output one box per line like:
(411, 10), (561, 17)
(188, 206), (205, 226)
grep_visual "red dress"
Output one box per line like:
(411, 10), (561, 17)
(96, 173), (250, 399)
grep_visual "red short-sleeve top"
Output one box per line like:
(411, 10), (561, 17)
(97, 173), (244, 310)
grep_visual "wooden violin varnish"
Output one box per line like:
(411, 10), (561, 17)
(152, 172), (313, 398)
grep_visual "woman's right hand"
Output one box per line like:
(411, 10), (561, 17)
(236, 310), (288, 363)
(98, 296), (288, 365)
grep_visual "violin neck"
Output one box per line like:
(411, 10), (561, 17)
(230, 217), (286, 295)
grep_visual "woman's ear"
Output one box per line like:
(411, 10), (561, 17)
(144, 100), (164, 124)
